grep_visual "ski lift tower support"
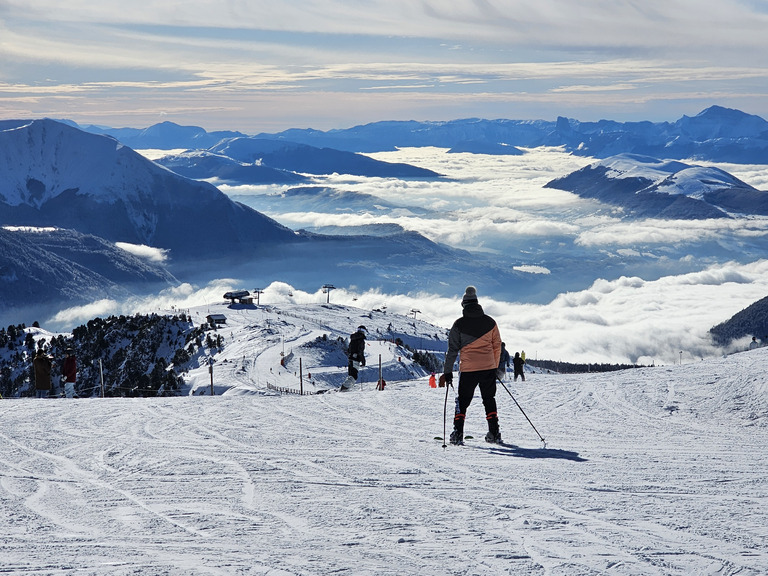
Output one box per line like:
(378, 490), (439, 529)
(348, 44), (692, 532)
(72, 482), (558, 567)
(322, 284), (336, 304)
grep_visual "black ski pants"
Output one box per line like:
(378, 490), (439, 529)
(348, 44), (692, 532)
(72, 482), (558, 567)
(454, 368), (497, 432)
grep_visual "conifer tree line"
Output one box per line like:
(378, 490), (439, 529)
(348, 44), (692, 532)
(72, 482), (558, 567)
(526, 359), (648, 374)
(0, 313), (223, 398)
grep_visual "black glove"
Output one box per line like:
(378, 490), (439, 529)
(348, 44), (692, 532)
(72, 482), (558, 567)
(443, 372), (453, 385)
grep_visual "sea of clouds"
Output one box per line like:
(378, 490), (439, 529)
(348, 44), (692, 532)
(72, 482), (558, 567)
(57, 148), (768, 366)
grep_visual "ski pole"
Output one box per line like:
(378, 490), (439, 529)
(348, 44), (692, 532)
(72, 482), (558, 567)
(441, 377), (450, 448)
(497, 377), (546, 447)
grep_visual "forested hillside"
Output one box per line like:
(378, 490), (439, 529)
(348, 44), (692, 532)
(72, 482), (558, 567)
(0, 314), (219, 398)
(710, 295), (768, 345)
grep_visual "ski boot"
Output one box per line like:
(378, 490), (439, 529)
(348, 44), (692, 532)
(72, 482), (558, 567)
(484, 430), (503, 444)
(450, 411), (465, 445)
(485, 412), (502, 444)
(340, 374), (356, 391)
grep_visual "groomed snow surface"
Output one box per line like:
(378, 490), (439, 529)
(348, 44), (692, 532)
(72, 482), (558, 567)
(2, 304), (768, 575)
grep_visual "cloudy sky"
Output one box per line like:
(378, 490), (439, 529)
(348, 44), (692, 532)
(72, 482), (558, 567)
(2, 0), (768, 132)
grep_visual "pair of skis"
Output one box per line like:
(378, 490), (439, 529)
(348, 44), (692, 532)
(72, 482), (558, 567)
(439, 375), (546, 449)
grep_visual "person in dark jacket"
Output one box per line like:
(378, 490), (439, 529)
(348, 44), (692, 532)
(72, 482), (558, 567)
(513, 351), (526, 382)
(62, 348), (77, 398)
(498, 342), (510, 380)
(33, 349), (53, 398)
(341, 325), (367, 391)
(443, 286), (502, 444)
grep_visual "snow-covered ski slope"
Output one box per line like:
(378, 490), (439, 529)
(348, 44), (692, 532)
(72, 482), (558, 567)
(2, 309), (767, 574)
(180, 300), (447, 395)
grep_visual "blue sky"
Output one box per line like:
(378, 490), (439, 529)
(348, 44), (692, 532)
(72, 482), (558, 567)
(2, 0), (768, 132)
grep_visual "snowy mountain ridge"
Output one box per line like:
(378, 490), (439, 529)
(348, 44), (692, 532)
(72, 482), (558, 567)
(545, 153), (768, 219)
(150, 137), (442, 185)
(153, 149), (309, 185)
(591, 154), (755, 200)
(0, 119), (297, 253)
(0, 225), (177, 324)
(654, 165), (748, 199)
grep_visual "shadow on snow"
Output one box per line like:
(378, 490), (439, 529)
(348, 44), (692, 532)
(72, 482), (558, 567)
(470, 442), (587, 462)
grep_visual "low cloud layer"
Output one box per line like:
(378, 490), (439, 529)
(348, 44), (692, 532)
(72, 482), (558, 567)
(48, 148), (768, 366)
(51, 259), (768, 366)
(223, 148), (768, 365)
(115, 242), (169, 263)
(232, 147), (768, 258)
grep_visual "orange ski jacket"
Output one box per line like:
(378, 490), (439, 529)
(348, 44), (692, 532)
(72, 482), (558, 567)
(443, 303), (501, 374)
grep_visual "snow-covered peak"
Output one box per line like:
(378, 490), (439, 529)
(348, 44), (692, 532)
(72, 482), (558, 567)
(592, 154), (756, 197)
(599, 154), (690, 182)
(0, 118), (298, 261)
(546, 153), (768, 219)
(654, 166), (749, 198)
(0, 118), (196, 207)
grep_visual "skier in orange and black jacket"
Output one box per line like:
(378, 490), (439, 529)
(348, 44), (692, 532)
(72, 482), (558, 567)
(442, 286), (502, 444)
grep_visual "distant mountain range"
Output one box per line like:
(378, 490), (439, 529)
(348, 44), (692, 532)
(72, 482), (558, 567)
(544, 154), (768, 219)
(71, 120), (247, 150)
(80, 106), (768, 164)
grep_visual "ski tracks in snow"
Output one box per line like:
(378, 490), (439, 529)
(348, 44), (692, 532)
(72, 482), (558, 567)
(507, 366), (768, 575)
(1, 369), (767, 575)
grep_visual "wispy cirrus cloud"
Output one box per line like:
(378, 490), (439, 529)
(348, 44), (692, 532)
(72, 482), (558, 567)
(1, 1), (767, 129)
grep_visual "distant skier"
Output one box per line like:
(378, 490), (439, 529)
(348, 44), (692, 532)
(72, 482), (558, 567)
(341, 325), (367, 391)
(497, 342), (510, 380)
(33, 349), (53, 398)
(749, 336), (760, 350)
(442, 286), (502, 445)
(62, 348), (77, 398)
(513, 351), (526, 382)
